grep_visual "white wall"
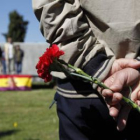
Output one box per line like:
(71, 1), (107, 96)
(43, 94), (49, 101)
(0, 42), (49, 75)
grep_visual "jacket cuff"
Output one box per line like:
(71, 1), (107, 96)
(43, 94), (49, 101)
(83, 51), (115, 89)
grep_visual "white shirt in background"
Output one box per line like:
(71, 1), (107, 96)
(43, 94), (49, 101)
(8, 43), (13, 59)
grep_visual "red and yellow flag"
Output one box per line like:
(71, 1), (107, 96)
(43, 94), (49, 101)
(0, 75), (32, 91)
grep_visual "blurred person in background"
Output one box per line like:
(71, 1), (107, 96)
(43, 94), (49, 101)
(1, 47), (7, 74)
(14, 45), (24, 74)
(4, 37), (15, 74)
(0, 46), (2, 74)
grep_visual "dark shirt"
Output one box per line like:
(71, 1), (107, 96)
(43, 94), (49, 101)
(14, 49), (24, 62)
(0, 48), (2, 58)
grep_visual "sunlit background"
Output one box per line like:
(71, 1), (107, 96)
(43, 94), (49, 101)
(0, 1), (58, 140)
(0, 0), (45, 42)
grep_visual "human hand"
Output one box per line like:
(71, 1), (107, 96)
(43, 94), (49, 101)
(109, 58), (140, 75)
(101, 59), (140, 131)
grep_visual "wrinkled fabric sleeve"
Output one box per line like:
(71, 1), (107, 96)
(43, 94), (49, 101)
(32, 0), (115, 88)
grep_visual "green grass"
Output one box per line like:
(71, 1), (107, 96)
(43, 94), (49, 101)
(0, 89), (59, 140)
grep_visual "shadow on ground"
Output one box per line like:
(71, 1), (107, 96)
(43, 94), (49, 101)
(0, 130), (40, 140)
(32, 83), (55, 89)
(0, 129), (20, 138)
(23, 138), (40, 140)
(32, 80), (56, 89)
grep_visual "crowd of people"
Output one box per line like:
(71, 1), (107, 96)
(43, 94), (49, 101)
(0, 37), (24, 75)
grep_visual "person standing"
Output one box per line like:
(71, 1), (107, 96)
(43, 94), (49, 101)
(14, 45), (24, 74)
(32, 0), (140, 139)
(0, 46), (2, 74)
(1, 47), (6, 74)
(4, 37), (15, 74)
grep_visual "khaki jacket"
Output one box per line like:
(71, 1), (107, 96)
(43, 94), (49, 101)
(32, 0), (140, 98)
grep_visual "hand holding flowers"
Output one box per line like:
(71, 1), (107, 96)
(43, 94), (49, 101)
(100, 58), (140, 130)
(36, 44), (140, 130)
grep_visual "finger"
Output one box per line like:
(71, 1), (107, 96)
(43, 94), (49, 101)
(135, 91), (140, 106)
(136, 100), (140, 106)
(104, 68), (139, 92)
(103, 73), (125, 90)
(131, 81), (140, 102)
(117, 59), (140, 69)
(110, 59), (140, 75)
(109, 104), (121, 118)
(103, 75), (116, 88)
(104, 92), (123, 106)
(138, 91), (140, 100)
(112, 92), (123, 104)
(109, 74), (125, 92)
(110, 68), (139, 92)
(102, 89), (113, 97)
(104, 70), (127, 92)
(116, 105), (131, 131)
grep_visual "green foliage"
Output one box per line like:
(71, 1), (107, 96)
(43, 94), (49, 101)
(3, 10), (28, 42)
(0, 89), (59, 140)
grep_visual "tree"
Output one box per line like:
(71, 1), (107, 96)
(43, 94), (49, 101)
(3, 10), (29, 42)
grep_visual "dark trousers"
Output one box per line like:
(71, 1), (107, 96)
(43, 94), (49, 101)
(55, 93), (140, 140)
(2, 60), (6, 74)
(15, 62), (22, 74)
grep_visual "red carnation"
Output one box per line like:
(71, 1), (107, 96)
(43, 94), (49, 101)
(36, 44), (64, 82)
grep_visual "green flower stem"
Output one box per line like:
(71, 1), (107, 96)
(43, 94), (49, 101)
(58, 60), (140, 113)
(57, 59), (90, 77)
(90, 78), (140, 112)
(68, 64), (90, 77)
(92, 78), (140, 113)
(70, 67), (140, 113)
(91, 78), (110, 89)
(122, 96), (140, 112)
(70, 72), (93, 81)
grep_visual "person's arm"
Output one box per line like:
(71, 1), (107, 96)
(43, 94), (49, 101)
(32, 1), (140, 130)
(32, 0), (115, 86)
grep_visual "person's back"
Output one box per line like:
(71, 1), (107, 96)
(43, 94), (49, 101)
(32, 0), (140, 139)
(81, 0), (140, 57)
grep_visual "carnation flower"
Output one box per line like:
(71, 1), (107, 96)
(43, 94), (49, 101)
(36, 44), (64, 82)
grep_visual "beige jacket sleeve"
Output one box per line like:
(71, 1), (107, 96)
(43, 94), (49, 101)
(32, 0), (115, 87)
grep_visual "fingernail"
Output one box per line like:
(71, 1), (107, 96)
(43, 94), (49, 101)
(102, 89), (113, 97)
